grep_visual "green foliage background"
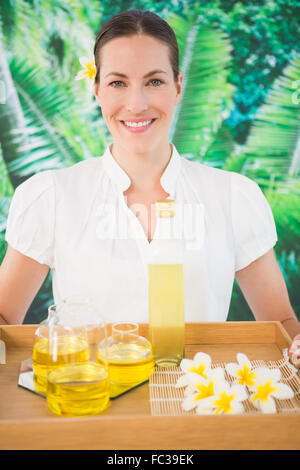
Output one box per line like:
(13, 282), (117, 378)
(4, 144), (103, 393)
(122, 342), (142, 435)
(0, 0), (299, 324)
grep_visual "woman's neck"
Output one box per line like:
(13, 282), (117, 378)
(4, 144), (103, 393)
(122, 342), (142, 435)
(110, 141), (172, 193)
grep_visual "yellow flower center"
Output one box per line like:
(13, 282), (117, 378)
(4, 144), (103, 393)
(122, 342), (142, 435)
(254, 380), (276, 402)
(195, 381), (215, 401)
(213, 391), (234, 414)
(189, 364), (207, 379)
(237, 364), (256, 386)
(83, 62), (96, 80)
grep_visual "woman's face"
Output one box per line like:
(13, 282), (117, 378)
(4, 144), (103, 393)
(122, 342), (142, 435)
(94, 34), (183, 154)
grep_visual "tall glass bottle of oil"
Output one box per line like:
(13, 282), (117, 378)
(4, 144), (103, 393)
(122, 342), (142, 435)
(148, 199), (185, 366)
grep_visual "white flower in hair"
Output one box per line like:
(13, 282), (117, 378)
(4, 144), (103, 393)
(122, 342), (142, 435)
(75, 57), (96, 82)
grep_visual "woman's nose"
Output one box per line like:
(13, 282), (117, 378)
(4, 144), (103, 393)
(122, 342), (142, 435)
(125, 86), (148, 113)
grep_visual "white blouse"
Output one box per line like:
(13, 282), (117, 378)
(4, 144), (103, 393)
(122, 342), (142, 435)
(5, 143), (277, 323)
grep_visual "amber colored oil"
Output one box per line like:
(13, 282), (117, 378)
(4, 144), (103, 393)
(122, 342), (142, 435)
(47, 362), (110, 417)
(148, 264), (185, 366)
(32, 336), (90, 394)
(97, 343), (154, 397)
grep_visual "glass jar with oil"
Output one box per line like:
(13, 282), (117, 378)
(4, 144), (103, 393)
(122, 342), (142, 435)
(148, 199), (186, 367)
(96, 322), (154, 397)
(33, 296), (110, 417)
(32, 302), (87, 395)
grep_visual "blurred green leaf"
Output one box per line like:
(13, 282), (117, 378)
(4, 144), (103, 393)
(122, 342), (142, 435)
(168, 12), (235, 159)
(243, 53), (300, 179)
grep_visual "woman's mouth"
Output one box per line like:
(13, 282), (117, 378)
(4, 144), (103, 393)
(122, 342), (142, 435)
(120, 119), (156, 133)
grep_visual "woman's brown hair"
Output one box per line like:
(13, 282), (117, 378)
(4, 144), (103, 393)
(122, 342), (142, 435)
(93, 9), (179, 85)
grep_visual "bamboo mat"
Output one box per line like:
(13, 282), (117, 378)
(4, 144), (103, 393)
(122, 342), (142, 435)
(149, 349), (300, 416)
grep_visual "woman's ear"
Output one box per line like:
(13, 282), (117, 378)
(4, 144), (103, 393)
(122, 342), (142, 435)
(94, 83), (101, 107)
(175, 72), (183, 106)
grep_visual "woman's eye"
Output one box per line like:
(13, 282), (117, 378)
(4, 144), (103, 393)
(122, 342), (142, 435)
(109, 81), (124, 87)
(149, 79), (163, 86)
(109, 79), (163, 87)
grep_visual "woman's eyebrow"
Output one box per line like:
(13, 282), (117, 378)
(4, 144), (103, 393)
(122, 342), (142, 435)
(105, 69), (168, 79)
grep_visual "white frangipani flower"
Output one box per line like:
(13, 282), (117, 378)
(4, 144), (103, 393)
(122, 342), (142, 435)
(176, 352), (212, 388)
(181, 368), (225, 411)
(196, 380), (247, 415)
(249, 367), (294, 414)
(75, 56), (96, 82)
(225, 353), (257, 387)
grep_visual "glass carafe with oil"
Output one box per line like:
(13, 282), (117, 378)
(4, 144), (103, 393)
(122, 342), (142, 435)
(148, 199), (185, 367)
(44, 296), (110, 417)
(97, 322), (154, 397)
(32, 303), (72, 395)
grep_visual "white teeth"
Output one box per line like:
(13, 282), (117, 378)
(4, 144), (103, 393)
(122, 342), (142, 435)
(123, 120), (152, 127)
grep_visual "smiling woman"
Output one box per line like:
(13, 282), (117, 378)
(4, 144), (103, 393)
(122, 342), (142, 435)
(0, 9), (300, 364)
(94, 32), (182, 167)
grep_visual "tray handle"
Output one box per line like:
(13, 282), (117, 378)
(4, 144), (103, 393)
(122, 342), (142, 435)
(0, 339), (6, 364)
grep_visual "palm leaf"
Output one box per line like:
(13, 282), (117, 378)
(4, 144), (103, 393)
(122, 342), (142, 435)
(243, 53), (300, 179)
(3, 56), (108, 187)
(0, 146), (14, 264)
(277, 251), (300, 316)
(167, 12), (234, 160)
(1, 0), (101, 79)
(203, 122), (236, 168)
(53, 102), (108, 161)
(267, 180), (300, 256)
(5, 56), (82, 183)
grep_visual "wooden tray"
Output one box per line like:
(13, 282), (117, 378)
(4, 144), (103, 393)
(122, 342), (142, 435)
(0, 322), (299, 450)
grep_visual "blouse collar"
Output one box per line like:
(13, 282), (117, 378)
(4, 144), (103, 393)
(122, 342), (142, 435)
(102, 143), (181, 194)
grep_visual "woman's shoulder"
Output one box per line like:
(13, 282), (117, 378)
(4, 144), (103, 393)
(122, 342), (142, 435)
(54, 155), (102, 180)
(50, 156), (106, 196)
(16, 156), (102, 186)
(13, 168), (55, 205)
(12, 157), (105, 210)
(181, 157), (233, 194)
(181, 156), (257, 190)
